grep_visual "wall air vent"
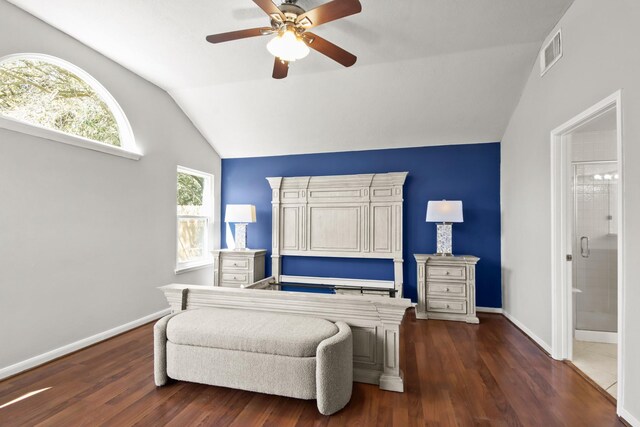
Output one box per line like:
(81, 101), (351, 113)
(540, 29), (562, 76)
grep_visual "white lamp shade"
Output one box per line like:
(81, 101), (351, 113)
(225, 204), (256, 223)
(426, 200), (463, 223)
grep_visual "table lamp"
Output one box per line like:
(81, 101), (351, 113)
(426, 200), (463, 256)
(225, 204), (256, 250)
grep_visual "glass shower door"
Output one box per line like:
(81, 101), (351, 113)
(573, 162), (618, 333)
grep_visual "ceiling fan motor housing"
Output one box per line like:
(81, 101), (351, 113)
(279, 3), (305, 22)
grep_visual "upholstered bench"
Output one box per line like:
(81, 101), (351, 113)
(154, 308), (353, 415)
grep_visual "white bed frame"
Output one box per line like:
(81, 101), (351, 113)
(266, 172), (408, 297)
(158, 172), (412, 392)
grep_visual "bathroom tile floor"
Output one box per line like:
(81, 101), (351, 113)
(573, 340), (617, 398)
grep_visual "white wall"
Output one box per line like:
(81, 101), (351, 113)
(501, 0), (640, 422)
(0, 1), (221, 373)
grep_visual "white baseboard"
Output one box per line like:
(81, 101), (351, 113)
(476, 306), (503, 314)
(619, 407), (640, 427)
(412, 305), (503, 313)
(0, 308), (170, 380)
(575, 329), (618, 344)
(411, 304), (504, 314)
(502, 310), (552, 354)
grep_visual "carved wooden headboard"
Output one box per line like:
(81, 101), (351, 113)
(266, 172), (408, 297)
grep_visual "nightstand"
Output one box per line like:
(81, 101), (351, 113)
(212, 249), (266, 288)
(414, 254), (480, 324)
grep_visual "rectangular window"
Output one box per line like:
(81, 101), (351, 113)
(176, 166), (214, 273)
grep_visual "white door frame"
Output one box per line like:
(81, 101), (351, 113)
(550, 90), (624, 410)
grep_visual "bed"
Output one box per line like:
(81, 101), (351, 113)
(160, 172), (412, 392)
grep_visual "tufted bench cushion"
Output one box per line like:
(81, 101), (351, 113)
(166, 308), (338, 357)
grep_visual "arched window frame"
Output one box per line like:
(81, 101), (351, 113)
(0, 53), (141, 160)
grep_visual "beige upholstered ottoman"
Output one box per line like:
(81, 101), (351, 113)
(154, 308), (353, 415)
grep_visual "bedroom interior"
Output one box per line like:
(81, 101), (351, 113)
(1, 0), (639, 425)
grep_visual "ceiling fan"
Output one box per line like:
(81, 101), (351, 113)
(205, 0), (362, 79)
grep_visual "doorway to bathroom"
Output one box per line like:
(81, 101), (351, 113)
(550, 91), (624, 406)
(572, 144), (618, 396)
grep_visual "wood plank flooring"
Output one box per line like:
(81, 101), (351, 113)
(0, 311), (623, 426)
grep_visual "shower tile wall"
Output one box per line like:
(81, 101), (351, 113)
(571, 129), (618, 333)
(571, 130), (617, 162)
(573, 163), (618, 332)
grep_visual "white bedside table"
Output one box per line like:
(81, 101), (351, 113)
(414, 254), (480, 324)
(211, 249), (266, 288)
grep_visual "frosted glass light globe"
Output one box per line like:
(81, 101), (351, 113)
(267, 30), (310, 62)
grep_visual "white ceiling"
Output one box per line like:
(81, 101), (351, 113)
(8, 0), (573, 158)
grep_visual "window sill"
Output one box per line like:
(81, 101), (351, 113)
(175, 261), (214, 275)
(0, 115), (142, 160)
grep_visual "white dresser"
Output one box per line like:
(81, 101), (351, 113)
(212, 249), (266, 288)
(414, 254), (480, 324)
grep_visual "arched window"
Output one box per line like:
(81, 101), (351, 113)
(0, 53), (139, 159)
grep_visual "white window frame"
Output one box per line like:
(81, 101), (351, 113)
(175, 166), (214, 274)
(0, 53), (141, 160)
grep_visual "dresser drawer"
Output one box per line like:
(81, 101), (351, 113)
(221, 272), (249, 284)
(221, 258), (250, 270)
(427, 299), (467, 314)
(427, 265), (466, 280)
(427, 282), (466, 298)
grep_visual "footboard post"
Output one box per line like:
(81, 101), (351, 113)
(379, 321), (404, 392)
(376, 302), (407, 392)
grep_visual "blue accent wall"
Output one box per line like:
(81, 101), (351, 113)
(221, 143), (502, 307)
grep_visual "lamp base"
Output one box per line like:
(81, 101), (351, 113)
(436, 223), (453, 256)
(234, 223), (248, 250)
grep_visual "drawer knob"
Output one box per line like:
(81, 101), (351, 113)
(446, 304), (451, 309)
(445, 287), (450, 292)
(233, 263), (238, 266)
(445, 271), (450, 275)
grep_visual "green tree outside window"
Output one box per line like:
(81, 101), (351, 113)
(0, 58), (120, 146)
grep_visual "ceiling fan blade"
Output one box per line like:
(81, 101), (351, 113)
(253, 0), (285, 21)
(296, 0), (362, 29)
(303, 33), (357, 67)
(272, 58), (289, 79)
(206, 27), (272, 44)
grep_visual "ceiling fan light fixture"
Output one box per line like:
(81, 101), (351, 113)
(266, 29), (309, 62)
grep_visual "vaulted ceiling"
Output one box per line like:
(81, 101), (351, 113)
(8, 0), (573, 158)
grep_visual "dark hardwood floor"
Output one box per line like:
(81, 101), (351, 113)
(0, 311), (623, 426)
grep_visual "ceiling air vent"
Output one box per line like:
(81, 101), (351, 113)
(540, 29), (562, 76)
